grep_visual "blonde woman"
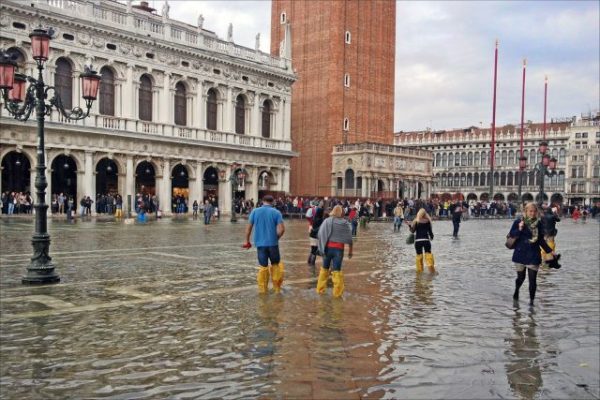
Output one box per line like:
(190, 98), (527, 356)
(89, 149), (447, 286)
(316, 205), (353, 297)
(408, 208), (435, 273)
(509, 202), (556, 306)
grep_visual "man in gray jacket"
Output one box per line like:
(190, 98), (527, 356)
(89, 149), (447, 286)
(316, 205), (353, 297)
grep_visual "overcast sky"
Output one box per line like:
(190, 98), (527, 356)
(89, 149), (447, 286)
(139, 1), (599, 132)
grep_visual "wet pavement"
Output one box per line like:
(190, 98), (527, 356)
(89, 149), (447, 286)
(0, 216), (598, 399)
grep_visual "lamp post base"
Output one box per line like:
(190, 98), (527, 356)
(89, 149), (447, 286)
(22, 235), (60, 284)
(22, 270), (60, 285)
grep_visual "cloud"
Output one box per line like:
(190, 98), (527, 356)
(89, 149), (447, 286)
(125, 1), (599, 132)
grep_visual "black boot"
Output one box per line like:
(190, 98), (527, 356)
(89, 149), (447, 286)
(514, 270), (526, 300)
(307, 253), (316, 266)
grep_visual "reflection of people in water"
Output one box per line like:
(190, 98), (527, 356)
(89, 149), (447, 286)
(251, 296), (284, 360)
(505, 307), (543, 399)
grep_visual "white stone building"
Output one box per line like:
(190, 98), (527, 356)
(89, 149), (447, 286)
(0, 0), (295, 215)
(564, 112), (600, 205)
(395, 121), (571, 204)
(331, 143), (433, 199)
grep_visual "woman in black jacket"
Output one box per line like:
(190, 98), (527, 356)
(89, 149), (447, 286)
(509, 202), (556, 305)
(307, 207), (325, 266)
(408, 208), (435, 274)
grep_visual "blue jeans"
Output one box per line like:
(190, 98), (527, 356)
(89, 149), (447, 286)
(323, 247), (344, 271)
(394, 216), (403, 230)
(204, 212), (211, 224)
(351, 220), (358, 236)
(452, 219), (460, 237)
(257, 246), (281, 267)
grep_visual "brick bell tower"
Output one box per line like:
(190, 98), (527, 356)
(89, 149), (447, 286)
(271, 0), (396, 196)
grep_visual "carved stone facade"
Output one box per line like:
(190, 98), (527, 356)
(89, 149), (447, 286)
(331, 143), (433, 199)
(0, 0), (295, 215)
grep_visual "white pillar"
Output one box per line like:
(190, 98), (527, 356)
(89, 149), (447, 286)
(254, 97), (261, 136)
(161, 73), (171, 124)
(125, 156), (134, 214)
(282, 168), (290, 193)
(218, 173), (231, 217)
(84, 151), (94, 214)
(123, 64), (135, 119)
(199, 85), (207, 129)
(249, 167), (259, 203)
(217, 100), (224, 131)
(190, 161), (203, 205)
(225, 86), (233, 132)
(161, 159), (171, 214)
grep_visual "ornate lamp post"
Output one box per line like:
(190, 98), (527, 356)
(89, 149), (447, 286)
(536, 141), (558, 206)
(229, 164), (247, 223)
(0, 27), (100, 284)
(517, 155), (527, 204)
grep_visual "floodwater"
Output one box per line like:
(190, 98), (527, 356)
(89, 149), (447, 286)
(0, 216), (598, 399)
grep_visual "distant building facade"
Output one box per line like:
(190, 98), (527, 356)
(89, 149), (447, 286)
(564, 112), (600, 205)
(395, 122), (571, 204)
(331, 143), (433, 199)
(271, 0), (396, 196)
(0, 0), (295, 215)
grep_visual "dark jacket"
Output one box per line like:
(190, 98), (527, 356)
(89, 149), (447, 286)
(410, 220), (434, 241)
(309, 208), (325, 239)
(542, 211), (560, 236)
(509, 219), (552, 265)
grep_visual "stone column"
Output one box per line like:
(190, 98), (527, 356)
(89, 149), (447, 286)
(254, 97), (261, 136)
(217, 99), (224, 131)
(225, 86), (233, 132)
(281, 168), (290, 193)
(161, 159), (171, 214)
(249, 167), (259, 203)
(125, 156), (134, 214)
(161, 73), (171, 124)
(84, 151), (95, 214)
(218, 169), (232, 217)
(123, 64), (135, 119)
(284, 97), (291, 141)
(191, 162), (204, 204)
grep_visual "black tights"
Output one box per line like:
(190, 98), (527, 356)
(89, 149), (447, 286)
(515, 268), (538, 302)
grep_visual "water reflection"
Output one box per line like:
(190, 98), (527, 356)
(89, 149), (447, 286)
(505, 305), (543, 400)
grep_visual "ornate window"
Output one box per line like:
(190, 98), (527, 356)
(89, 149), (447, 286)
(99, 67), (115, 116)
(345, 169), (355, 189)
(174, 82), (186, 126)
(206, 89), (217, 130)
(262, 99), (272, 138)
(139, 74), (153, 121)
(235, 95), (245, 134)
(55, 58), (72, 110)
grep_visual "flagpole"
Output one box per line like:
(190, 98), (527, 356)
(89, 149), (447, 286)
(489, 40), (498, 202)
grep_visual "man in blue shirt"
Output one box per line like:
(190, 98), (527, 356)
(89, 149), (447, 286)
(243, 195), (285, 293)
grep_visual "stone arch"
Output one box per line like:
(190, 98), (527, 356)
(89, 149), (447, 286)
(6, 47), (27, 68)
(550, 193), (563, 204)
(480, 192), (489, 201)
(344, 168), (355, 189)
(95, 157), (119, 195)
(1, 150), (32, 193)
(0, 146), (35, 168)
(507, 193), (518, 202)
(467, 193), (477, 201)
(493, 193), (505, 201)
(48, 151), (83, 173)
(50, 154), (78, 198)
(135, 71), (158, 86)
(134, 158), (162, 177)
(522, 193), (534, 202)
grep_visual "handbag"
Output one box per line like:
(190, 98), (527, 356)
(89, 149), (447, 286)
(505, 234), (517, 249)
(406, 233), (415, 245)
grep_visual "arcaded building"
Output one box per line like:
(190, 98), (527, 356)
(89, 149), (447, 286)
(271, 0), (396, 196)
(0, 0), (295, 215)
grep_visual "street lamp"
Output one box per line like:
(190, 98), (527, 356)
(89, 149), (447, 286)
(517, 155), (527, 205)
(536, 141), (558, 206)
(0, 27), (100, 284)
(229, 165), (247, 223)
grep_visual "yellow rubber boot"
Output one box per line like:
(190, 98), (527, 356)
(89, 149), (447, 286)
(316, 267), (330, 294)
(425, 253), (435, 274)
(257, 266), (270, 294)
(332, 271), (345, 298)
(416, 254), (424, 273)
(270, 262), (284, 293)
(541, 238), (556, 269)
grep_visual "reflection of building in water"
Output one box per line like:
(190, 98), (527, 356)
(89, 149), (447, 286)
(505, 308), (543, 399)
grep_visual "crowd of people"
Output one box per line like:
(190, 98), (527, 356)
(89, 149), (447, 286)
(0, 191), (33, 214)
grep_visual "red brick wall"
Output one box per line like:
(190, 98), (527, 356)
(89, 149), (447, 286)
(272, 0), (396, 195)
